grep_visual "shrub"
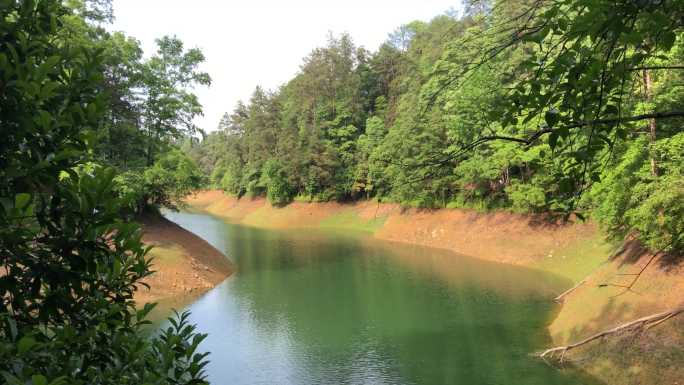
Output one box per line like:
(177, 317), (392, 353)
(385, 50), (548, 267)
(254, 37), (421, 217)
(590, 134), (684, 253)
(260, 159), (295, 205)
(506, 180), (547, 213)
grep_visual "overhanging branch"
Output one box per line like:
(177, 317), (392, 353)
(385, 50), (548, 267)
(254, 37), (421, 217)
(628, 65), (684, 71)
(429, 111), (684, 166)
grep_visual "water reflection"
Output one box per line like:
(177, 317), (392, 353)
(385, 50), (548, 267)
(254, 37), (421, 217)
(162, 210), (601, 385)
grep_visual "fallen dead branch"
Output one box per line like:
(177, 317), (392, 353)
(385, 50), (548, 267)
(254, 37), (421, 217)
(554, 279), (587, 303)
(536, 304), (684, 362)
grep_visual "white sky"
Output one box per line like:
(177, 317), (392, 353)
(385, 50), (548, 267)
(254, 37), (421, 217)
(111, 0), (461, 132)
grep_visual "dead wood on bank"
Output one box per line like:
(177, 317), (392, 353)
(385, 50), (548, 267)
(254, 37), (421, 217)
(537, 304), (684, 362)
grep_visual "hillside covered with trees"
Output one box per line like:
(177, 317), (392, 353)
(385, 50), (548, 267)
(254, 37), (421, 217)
(1, 0), (683, 383)
(192, 0), (683, 257)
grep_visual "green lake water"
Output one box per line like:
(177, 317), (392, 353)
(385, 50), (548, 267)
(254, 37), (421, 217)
(161, 210), (601, 385)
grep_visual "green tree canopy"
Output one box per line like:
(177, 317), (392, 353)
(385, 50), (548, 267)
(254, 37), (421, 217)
(1, 1), (210, 383)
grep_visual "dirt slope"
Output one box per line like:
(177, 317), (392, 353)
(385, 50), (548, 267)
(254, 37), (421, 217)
(135, 213), (233, 305)
(187, 190), (605, 268)
(548, 244), (684, 385)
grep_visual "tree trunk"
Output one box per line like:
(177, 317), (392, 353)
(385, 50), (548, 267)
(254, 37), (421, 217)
(642, 69), (658, 176)
(147, 138), (153, 167)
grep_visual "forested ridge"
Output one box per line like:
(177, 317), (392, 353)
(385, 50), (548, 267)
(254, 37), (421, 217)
(1, 0), (683, 383)
(192, 0), (683, 256)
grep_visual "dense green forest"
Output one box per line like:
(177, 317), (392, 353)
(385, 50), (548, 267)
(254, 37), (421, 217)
(1, 0), (683, 383)
(191, 0), (683, 255)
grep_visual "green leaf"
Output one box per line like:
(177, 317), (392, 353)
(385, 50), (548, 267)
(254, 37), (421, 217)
(604, 105), (619, 115)
(7, 316), (18, 339)
(661, 31), (676, 51)
(14, 193), (31, 209)
(1, 372), (21, 385)
(544, 110), (559, 128)
(31, 375), (48, 385)
(549, 132), (559, 149)
(17, 336), (37, 354)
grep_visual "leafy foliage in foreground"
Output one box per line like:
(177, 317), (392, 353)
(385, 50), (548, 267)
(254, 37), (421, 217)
(0, 1), (209, 383)
(193, 1), (683, 255)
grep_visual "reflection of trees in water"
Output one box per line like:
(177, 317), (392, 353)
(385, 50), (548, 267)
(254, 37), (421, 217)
(211, 222), (602, 385)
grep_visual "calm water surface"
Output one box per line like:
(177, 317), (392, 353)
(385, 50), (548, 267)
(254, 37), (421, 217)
(161, 210), (600, 385)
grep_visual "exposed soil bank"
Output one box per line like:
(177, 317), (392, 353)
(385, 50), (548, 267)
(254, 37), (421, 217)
(135, 213), (233, 305)
(550, 244), (684, 385)
(186, 190), (683, 385)
(186, 190), (606, 273)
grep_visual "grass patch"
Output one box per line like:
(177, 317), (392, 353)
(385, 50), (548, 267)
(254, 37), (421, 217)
(241, 206), (275, 227)
(534, 233), (614, 283)
(318, 211), (387, 234)
(146, 244), (185, 264)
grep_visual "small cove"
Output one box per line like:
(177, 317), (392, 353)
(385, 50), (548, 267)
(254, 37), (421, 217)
(159, 210), (601, 385)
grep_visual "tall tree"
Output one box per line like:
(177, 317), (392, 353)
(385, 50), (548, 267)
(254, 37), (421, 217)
(141, 36), (211, 165)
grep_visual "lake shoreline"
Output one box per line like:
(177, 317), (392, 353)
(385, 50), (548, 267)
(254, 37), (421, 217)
(184, 189), (684, 385)
(135, 212), (234, 305)
(184, 190), (609, 274)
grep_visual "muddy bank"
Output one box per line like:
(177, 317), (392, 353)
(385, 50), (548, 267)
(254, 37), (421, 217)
(549, 245), (684, 385)
(186, 190), (607, 271)
(186, 190), (684, 385)
(135, 213), (233, 305)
